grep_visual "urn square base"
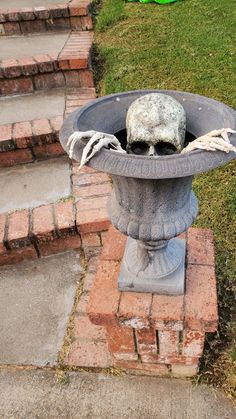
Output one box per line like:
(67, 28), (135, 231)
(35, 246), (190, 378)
(118, 237), (186, 295)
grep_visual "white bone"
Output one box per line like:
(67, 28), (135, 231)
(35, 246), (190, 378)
(66, 130), (126, 169)
(181, 128), (236, 154)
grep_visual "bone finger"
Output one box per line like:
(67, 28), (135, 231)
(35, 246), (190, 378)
(221, 131), (230, 143)
(67, 130), (96, 147)
(78, 133), (105, 168)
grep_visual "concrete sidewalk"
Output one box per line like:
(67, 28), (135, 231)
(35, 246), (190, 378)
(0, 369), (235, 419)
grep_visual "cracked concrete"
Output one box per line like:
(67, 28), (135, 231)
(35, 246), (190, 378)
(0, 156), (71, 213)
(0, 33), (69, 60)
(0, 251), (83, 366)
(0, 89), (65, 125)
(0, 369), (235, 419)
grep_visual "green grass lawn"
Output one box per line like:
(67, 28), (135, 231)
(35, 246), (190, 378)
(92, 0), (236, 397)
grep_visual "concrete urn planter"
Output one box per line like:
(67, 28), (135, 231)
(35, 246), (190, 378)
(60, 90), (236, 295)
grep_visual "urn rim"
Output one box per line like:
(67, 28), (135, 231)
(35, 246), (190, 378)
(59, 89), (236, 179)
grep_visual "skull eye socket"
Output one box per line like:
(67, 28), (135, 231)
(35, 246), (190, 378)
(155, 142), (177, 155)
(129, 141), (150, 155)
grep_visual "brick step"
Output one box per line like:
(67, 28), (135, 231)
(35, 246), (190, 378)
(0, 31), (93, 96)
(0, 0), (92, 35)
(0, 87), (95, 166)
(0, 163), (111, 266)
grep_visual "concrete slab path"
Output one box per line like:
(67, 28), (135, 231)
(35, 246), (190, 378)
(0, 89), (65, 125)
(0, 369), (235, 419)
(0, 251), (83, 366)
(0, 33), (69, 60)
(0, 156), (71, 213)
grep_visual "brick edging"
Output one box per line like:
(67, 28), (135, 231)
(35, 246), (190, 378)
(0, 31), (94, 97)
(0, 0), (93, 35)
(0, 165), (111, 265)
(0, 87), (96, 167)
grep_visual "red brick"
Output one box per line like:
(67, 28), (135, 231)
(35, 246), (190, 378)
(80, 16), (93, 30)
(118, 292), (152, 329)
(74, 182), (111, 199)
(7, 210), (30, 249)
(151, 294), (184, 331)
(70, 16), (82, 30)
(33, 72), (65, 90)
(185, 264), (218, 332)
(69, 5), (84, 17)
(20, 20), (46, 33)
(73, 196), (108, 211)
(32, 119), (51, 139)
(187, 227), (215, 266)
(63, 71), (80, 87)
(19, 8), (35, 21)
(2, 59), (21, 78)
(79, 70), (94, 88)
(50, 116), (63, 132)
(87, 260), (120, 325)
(106, 320), (137, 361)
(101, 226), (126, 261)
(14, 121), (32, 148)
(6, 9), (19, 22)
(141, 353), (198, 365)
(4, 22), (21, 35)
(158, 330), (179, 356)
(114, 360), (169, 376)
(46, 17), (71, 31)
(0, 214), (6, 254)
(58, 58), (70, 70)
(38, 235), (81, 256)
(69, 58), (88, 69)
(33, 6), (50, 19)
(0, 78), (33, 95)
(0, 149), (33, 167)
(136, 328), (157, 355)
(54, 199), (76, 236)
(73, 314), (107, 341)
(81, 232), (101, 247)
(73, 172), (109, 188)
(34, 55), (54, 73)
(48, 5), (69, 18)
(0, 245), (37, 266)
(0, 124), (14, 151)
(183, 330), (205, 357)
(73, 163), (98, 175)
(66, 340), (112, 368)
(18, 57), (37, 76)
(32, 205), (56, 242)
(33, 142), (64, 159)
(77, 207), (110, 234)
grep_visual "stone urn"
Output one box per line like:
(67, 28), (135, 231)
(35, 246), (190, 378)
(60, 90), (236, 295)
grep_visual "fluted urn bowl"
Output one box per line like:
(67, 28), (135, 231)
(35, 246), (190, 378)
(60, 90), (236, 295)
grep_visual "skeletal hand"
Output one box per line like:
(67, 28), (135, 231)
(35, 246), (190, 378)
(67, 130), (126, 169)
(181, 128), (236, 154)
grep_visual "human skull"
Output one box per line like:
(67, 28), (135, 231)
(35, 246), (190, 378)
(126, 93), (186, 156)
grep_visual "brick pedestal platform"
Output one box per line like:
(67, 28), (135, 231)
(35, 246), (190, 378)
(84, 226), (218, 377)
